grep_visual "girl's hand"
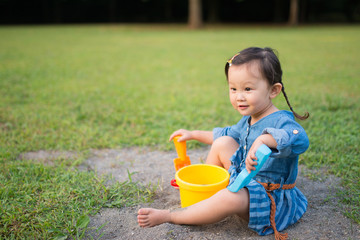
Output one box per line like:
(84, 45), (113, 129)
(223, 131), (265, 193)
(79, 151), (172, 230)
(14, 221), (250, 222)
(245, 140), (263, 173)
(245, 134), (277, 173)
(169, 129), (193, 142)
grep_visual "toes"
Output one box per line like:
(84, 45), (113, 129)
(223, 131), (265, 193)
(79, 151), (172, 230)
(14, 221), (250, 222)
(138, 220), (148, 227)
(138, 218), (150, 228)
(137, 214), (148, 220)
(137, 208), (151, 227)
(137, 208), (167, 228)
(138, 208), (150, 215)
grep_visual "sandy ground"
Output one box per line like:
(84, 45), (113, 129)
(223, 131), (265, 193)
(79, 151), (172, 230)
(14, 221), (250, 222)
(21, 147), (359, 240)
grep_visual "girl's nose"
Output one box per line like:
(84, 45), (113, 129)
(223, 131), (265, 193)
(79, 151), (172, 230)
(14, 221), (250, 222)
(236, 92), (245, 101)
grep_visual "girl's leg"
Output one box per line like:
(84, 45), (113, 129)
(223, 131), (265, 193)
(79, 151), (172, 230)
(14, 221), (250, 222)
(206, 136), (239, 170)
(137, 136), (243, 228)
(138, 187), (249, 227)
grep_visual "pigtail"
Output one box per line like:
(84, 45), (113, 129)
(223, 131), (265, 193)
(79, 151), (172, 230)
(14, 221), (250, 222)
(281, 84), (309, 120)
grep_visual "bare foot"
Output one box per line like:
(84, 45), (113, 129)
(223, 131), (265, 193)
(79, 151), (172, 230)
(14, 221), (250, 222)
(137, 208), (171, 227)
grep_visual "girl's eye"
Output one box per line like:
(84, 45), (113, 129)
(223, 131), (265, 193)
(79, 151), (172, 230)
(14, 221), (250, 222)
(230, 88), (236, 92)
(245, 87), (251, 91)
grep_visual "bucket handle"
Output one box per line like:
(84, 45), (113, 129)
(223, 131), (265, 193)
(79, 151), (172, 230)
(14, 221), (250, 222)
(170, 179), (179, 189)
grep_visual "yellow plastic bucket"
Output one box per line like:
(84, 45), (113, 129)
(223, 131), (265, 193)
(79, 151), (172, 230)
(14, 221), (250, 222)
(175, 164), (230, 208)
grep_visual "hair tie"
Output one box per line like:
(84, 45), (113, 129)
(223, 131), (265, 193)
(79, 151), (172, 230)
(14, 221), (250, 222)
(227, 53), (240, 66)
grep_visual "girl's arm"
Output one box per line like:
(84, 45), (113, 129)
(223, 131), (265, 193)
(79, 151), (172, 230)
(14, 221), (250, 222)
(245, 134), (277, 173)
(169, 129), (213, 145)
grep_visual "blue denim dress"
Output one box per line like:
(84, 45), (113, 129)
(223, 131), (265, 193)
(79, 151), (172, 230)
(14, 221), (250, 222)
(213, 110), (309, 236)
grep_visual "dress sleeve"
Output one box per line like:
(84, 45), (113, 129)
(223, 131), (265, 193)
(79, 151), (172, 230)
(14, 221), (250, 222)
(262, 118), (309, 158)
(213, 123), (241, 144)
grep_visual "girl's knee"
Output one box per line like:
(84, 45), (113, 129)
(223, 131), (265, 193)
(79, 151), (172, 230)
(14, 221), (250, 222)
(213, 136), (239, 150)
(223, 188), (249, 205)
(207, 136), (239, 169)
(213, 188), (249, 215)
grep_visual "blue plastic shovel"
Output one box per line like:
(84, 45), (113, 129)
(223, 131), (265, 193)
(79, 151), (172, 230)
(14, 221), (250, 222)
(227, 144), (271, 192)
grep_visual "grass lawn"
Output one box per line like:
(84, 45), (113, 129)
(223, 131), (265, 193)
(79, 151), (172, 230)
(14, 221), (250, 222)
(0, 24), (359, 238)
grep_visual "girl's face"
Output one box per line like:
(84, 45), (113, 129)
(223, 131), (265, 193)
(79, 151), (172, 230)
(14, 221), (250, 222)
(228, 62), (281, 124)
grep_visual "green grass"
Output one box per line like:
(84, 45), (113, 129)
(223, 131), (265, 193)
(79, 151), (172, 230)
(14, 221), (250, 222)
(0, 24), (359, 237)
(0, 158), (155, 239)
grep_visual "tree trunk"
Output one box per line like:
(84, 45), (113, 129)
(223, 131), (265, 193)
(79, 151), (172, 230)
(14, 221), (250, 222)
(188, 0), (203, 29)
(288, 0), (299, 26)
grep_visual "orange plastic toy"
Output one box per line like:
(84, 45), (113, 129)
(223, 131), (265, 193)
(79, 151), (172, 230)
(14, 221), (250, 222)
(173, 136), (191, 171)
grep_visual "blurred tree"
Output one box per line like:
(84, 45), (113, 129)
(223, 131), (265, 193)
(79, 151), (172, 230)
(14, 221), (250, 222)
(0, 0), (359, 24)
(289, 0), (299, 25)
(188, 0), (203, 28)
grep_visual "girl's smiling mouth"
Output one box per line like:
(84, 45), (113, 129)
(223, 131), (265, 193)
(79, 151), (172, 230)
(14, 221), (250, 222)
(238, 105), (249, 110)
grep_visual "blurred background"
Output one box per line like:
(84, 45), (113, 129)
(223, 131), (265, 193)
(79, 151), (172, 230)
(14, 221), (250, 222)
(1, 0), (360, 26)
(1, 1), (359, 238)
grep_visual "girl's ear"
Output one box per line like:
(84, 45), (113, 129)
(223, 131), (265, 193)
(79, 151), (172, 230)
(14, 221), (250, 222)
(270, 83), (282, 99)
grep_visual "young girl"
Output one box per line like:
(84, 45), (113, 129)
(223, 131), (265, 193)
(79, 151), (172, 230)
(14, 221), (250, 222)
(137, 47), (309, 240)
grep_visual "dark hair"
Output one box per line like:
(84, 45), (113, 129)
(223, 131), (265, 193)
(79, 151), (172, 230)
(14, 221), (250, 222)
(225, 47), (309, 120)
